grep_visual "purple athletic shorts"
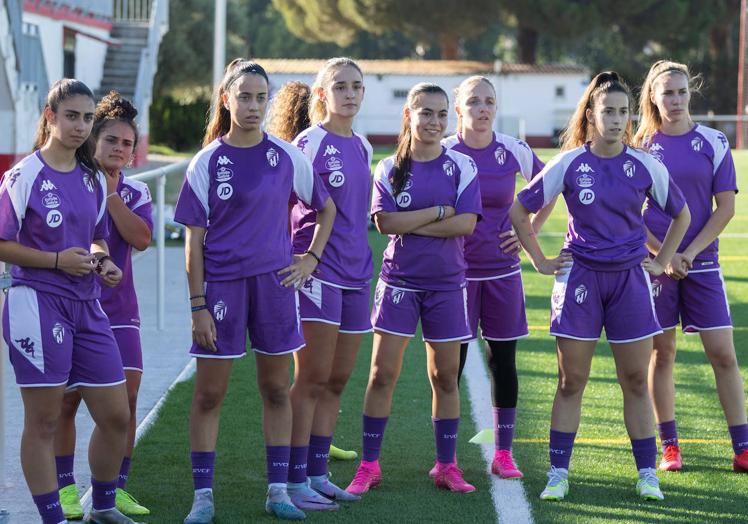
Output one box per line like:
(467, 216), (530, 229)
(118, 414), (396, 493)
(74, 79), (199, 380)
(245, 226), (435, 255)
(112, 327), (143, 372)
(466, 271), (528, 341)
(298, 276), (372, 333)
(4, 286), (125, 388)
(371, 280), (471, 342)
(550, 263), (662, 343)
(190, 272), (304, 358)
(651, 268), (732, 333)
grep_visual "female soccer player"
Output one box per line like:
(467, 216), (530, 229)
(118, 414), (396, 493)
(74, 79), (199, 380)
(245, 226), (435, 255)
(268, 58), (373, 509)
(635, 60), (748, 473)
(443, 75), (550, 478)
(0, 79), (138, 524)
(510, 71), (691, 501)
(175, 59), (335, 522)
(345, 82), (481, 495)
(53, 92), (153, 519)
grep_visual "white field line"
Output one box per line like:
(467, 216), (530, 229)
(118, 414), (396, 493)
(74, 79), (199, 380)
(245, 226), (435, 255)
(80, 359), (197, 512)
(464, 340), (533, 524)
(538, 231), (748, 238)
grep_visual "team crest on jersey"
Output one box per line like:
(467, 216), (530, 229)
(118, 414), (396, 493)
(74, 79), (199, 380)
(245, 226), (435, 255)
(576, 163), (594, 173)
(574, 284), (587, 304)
(623, 159), (635, 178)
(396, 191), (412, 208)
(324, 145), (341, 156)
(651, 279), (662, 298)
(691, 136), (703, 152)
(403, 178), (414, 191)
(325, 156), (343, 171)
(578, 189), (595, 205)
(42, 192), (61, 209)
(495, 146), (506, 165)
(328, 171), (345, 188)
(443, 159), (455, 177)
(82, 173), (95, 193)
(575, 174), (594, 188)
(216, 166), (233, 182)
(46, 209), (63, 228)
(390, 289), (404, 305)
(216, 155), (233, 167)
(217, 183), (233, 200)
(120, 186), (132, 204)
(266, 148), (279, 167)
(52, 322), (65, 344)
(213, 300), (227, 321)
(40, 179), (57, 191)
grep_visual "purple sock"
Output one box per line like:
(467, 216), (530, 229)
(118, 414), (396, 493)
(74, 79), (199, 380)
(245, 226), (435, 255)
(728, 424), (748, 455)
(266, 445), (291, 485)
(55, 454), (75, 489)
(191, 451), (216, 490)
(657, 420), (679, 448)
(91, 478), (117, 511)
(493, 407), (517, 451)
(362, 415), (388, 462)
(117, 456), (131, 489)
(288, 446), (309, 484)
(307, 434), (332, 477)
(549, 430), (576, 470)
(33, 490), (65, 524)
(631, 437), (658, 470)
(434, 417), (460, 464)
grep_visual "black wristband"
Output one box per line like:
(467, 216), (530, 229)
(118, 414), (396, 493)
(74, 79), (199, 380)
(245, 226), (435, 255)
(191, 304), (208, 313)
(304, 250), (321, 264)
(54, 251), (59, 270)
(190, 294), (206, 301)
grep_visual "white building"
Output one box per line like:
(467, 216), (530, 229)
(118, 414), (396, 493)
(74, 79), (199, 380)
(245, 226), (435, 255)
(259, 59), (590, 146)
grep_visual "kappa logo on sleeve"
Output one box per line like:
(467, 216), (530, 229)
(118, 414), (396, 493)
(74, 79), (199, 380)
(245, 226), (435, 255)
(7, 170), (20, 187)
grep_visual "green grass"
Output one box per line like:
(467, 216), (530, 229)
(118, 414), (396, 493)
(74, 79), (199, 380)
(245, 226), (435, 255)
(127, 149), (748, 523)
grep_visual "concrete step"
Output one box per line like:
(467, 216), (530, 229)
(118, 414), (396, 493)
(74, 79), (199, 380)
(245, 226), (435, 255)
(111, 24), (149, 39)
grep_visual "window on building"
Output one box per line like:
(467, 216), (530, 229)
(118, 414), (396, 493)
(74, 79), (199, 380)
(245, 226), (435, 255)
(393, 89), (409, 99)
(555, 85), (565, 99)
(63, 29), (76, 78)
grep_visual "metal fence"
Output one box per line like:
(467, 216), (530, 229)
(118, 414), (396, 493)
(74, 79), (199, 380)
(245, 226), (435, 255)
(113, 0), (153, 23)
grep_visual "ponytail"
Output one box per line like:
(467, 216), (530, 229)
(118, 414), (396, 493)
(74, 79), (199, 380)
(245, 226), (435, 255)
(203, 58), (269, 146)
(34, 78), (98, 173)
(392, 82), (448, 196)
(266, 81), (311, 142)
(560, 71), (632, 151)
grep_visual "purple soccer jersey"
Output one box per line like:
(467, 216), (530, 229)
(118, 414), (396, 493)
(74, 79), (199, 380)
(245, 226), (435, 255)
(643, 125), (738, 270)
(517, 144), (686, 271)
(370, 148), (483, 290)
(292, 124), (374, 288)
(174, 134), (329, 280)
(99, 175), (153, 327)
(0, 151), (109, 299)
(443, 133), (544, 278)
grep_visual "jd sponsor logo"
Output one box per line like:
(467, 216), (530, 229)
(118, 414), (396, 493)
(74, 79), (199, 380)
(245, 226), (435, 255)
(323, 145), (340, 156)
(575, 174), (594, 188)
(43, 192), (61, 209)
(325, 156), (343, 171)
(46, 209), (63, 228)
(217, 183), (233, 200)
(576, 163), (594, 173)
(574, 284), (588, 304)
(328, 171), (345, 188)
(623, 159), (635, 178)
(495, 146), (506, 165)
(40, 179), (57, 191)
(266, 147), (279, 167)
(396, 192), (411, 208)
(53, 322), (65, 344)
(216, 166), (233, 182)
(578, 189), (595, 205)
(213, 300), (227, 321)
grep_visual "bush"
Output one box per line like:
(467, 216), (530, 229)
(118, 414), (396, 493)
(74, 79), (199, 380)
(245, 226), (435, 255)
(150, 95), (210, 152)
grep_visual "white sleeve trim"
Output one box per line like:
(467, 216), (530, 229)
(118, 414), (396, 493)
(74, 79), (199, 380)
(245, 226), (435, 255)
(441, 134), (460, 150)
(355, 132), (374, 168)
(271, 134), (316, 205)
(95, 171), (108, 225)
(372, 157), (396, 206)
(537, 147), (585, 206)
(447, 149), (478, 200)
(293, 125), (325, 164)
(3, 154), (43, 228)
(124, 178), (152, 212)
(185, 142), (219, 219)
(629, 147), (670, 209)
(500, 133), (536, 182)
(695, 125), (730, 176)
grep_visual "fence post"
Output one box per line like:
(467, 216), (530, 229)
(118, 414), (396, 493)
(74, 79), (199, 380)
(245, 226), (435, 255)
(0, 263), (7, 524)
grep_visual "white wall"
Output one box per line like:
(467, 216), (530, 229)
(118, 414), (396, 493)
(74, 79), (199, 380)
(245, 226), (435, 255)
(0, 1), (18, 155)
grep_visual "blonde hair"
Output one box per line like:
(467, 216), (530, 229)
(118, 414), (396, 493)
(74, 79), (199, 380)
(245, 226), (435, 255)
(266, 81), (311, 142)
(560, 71), (633, 151)
(309, 57), (363, 125)
(203, 58), (269, 147)
(633, 60), (700, 147)
(392, 83), (448, 196)
(453, 76), (496, 132)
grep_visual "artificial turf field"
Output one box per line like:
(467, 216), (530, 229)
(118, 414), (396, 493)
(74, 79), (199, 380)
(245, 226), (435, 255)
(126, 149), (748, 523)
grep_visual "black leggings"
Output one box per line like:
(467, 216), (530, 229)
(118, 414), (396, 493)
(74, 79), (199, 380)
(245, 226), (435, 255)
(457, 339), (518, 408)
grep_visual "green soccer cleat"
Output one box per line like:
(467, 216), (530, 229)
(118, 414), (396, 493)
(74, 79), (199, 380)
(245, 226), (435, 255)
(637, 468), (664, 500)
(59, 484), (84, 520)
(115, 489), (150, 516)
(539, 467), (569, 501)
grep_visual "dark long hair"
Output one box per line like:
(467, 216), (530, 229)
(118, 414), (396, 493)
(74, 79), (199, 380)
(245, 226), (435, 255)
(392, 83), (448, 196)
(92, 90), (139, 147)
(34, 78), (98, 173)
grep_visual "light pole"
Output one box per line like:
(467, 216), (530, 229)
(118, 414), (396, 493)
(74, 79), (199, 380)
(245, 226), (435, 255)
(213, 0), (227, 91)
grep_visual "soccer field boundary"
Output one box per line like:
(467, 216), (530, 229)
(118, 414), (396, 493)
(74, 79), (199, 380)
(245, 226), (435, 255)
(512, 438), (732, 445)
(79, 358), (197, 513)
(464, 339), (534, 524)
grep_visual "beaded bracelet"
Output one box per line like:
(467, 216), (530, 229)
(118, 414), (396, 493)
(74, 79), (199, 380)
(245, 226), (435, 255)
(191, 304), (208, 313)
(304, 250), (321, 264)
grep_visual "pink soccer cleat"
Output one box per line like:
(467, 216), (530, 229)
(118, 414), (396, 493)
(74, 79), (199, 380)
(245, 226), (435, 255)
(491, 450), (524, 479)
(734, 449), (748, 472)
(432, 463), (475, 493)
(659, 445), (682, 472)
(345, 460), (381, 495)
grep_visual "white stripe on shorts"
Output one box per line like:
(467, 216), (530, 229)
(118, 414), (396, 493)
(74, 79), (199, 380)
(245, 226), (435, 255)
(8, 286), (45, 373)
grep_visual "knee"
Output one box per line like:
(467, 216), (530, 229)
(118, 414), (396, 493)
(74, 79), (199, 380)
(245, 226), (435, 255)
(296, 372), (329, 400)
(59, 394), (82, 419)
(26, 414), (60, 441)
(558, 372), (587, 398)
(619, 370), (649, 396)
(652, 341), (676, 367)
(709, 348), (738, 372)
(369, 367), (397, 392)
(194, 386), (227, 413)
(430, 368), (459, 395)
(325, 374), (348, 397)
(259, 382), (290, 409)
